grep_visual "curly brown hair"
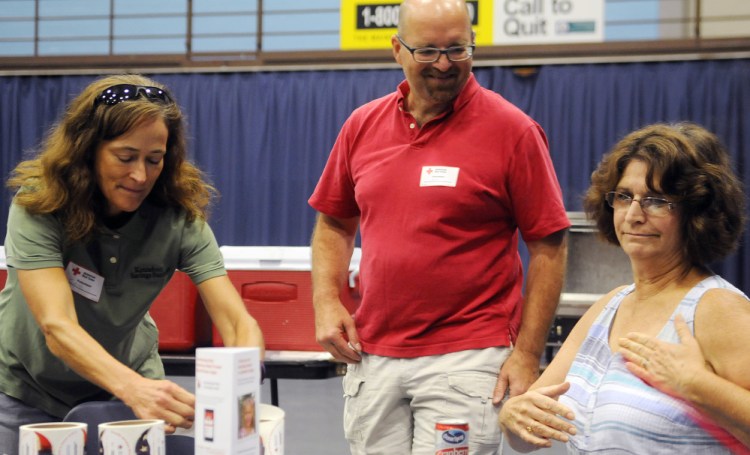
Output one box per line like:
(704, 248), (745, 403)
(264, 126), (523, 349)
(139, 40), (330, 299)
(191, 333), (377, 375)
(583, 122), (746, 267)
(7, 74), (216, 242)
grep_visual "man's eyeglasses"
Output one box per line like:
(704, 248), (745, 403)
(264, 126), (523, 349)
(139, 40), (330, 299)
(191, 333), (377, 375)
(605, 191), (677, 217)
(94, 84), (173, 107)
(396, 35), (475, 63)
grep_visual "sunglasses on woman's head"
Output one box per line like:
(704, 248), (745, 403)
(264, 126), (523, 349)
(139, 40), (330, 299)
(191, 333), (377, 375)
(93, 84), (173, 107)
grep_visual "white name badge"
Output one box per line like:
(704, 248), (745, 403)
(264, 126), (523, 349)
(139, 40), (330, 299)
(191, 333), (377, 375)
(65, 261), (104, 302)
(420, 166), (460, 187)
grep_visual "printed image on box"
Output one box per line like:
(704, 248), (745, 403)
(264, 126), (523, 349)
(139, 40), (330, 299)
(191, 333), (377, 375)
(238, 393), (256, 439)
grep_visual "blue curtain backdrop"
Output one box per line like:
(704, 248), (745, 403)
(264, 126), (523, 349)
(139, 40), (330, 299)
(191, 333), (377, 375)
(0, 59), (748, 291)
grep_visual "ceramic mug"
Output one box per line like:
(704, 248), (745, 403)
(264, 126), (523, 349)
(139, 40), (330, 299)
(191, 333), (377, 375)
(19, 422), (87, 455)
(98, 420), (165, 455)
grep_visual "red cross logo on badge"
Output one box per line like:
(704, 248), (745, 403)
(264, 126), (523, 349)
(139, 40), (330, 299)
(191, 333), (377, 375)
(72, 267), (81, 276)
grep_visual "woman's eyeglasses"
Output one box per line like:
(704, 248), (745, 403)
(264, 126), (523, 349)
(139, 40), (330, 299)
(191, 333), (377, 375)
(605, 191), (677, 217)
(94, 84), (173, 107)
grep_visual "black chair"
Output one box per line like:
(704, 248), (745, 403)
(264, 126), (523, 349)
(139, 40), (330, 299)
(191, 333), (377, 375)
(63, 401), (137, 455)
(166, 433), (195, 454)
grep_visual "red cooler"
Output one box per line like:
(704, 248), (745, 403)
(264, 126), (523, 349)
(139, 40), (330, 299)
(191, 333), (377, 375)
(150, 271), (211, 352)
(213, 246), (361, 351)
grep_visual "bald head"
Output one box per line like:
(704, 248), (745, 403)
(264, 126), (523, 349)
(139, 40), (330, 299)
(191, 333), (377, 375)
(397, 0), (472, 38)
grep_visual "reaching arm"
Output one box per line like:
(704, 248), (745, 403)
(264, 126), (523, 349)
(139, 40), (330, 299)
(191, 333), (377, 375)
(311, 212), (361, 363)
(493, 228), (568, 404)
(198, 274), (265, 357)
(18, 267), (195, 431)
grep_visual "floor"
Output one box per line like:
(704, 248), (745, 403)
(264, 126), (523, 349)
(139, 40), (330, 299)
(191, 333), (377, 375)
(168, 375), (568, 455)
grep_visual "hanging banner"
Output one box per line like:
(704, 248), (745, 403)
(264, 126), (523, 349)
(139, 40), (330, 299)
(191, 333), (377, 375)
(493, 0), (604, 44)
(340, 0), (492, 50)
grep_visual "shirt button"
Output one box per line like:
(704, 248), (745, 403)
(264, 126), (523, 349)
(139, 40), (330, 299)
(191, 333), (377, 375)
(113, 234), (120, 239)
(409, 123), (415, 129)
(109, 257), (117, 264)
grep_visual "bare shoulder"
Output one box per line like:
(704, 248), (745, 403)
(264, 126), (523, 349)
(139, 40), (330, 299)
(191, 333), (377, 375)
(701, 286), (749, 302)
(534, 286), (625, 388)
(562, 286), (624, 344)
(570, 285), (627, 340)
(696, 287), (750, 327)
(695, 286), (750, 385)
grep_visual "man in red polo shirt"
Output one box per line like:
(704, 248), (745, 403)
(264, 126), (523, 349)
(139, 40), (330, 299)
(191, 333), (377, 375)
(308, 0), (569, 453)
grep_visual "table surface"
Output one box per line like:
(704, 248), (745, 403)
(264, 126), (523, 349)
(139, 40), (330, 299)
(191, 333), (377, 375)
(161, 350), (346, 406)
(161, 350), (346, 379)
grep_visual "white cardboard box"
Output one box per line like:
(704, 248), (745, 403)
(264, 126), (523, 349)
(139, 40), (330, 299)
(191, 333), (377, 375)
(195, 347), (262, 455)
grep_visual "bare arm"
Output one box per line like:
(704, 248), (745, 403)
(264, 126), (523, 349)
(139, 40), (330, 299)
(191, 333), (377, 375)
(499, 287), (617, 452)
(493, 228), (568, 404)
(197, 274), (265, 357)
(311, 213), (360, 363)
(620, 290), (750, 449)
(18, 268), (195, 430)
(673, 365), (750, 449)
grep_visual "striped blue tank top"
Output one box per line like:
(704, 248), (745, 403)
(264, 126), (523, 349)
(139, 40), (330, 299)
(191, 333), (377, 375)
(559, 275), (749, 454)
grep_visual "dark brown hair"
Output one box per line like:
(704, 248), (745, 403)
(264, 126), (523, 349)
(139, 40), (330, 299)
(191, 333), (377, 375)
(583, 122), (746, 266)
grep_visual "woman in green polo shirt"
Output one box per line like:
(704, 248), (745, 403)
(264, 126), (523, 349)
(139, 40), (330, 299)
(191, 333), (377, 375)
(0, 74), (265, 453)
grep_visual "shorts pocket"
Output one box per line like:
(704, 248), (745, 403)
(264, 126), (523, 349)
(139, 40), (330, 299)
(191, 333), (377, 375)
(446, 372), (502, 445)
(342, 372), (366, 443)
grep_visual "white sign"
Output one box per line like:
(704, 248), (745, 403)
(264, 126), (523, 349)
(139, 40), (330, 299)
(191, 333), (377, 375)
(493, 0), (604, 44)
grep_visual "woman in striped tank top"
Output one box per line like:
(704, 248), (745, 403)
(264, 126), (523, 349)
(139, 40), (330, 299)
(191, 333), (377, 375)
(499, 123), (750, 454)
